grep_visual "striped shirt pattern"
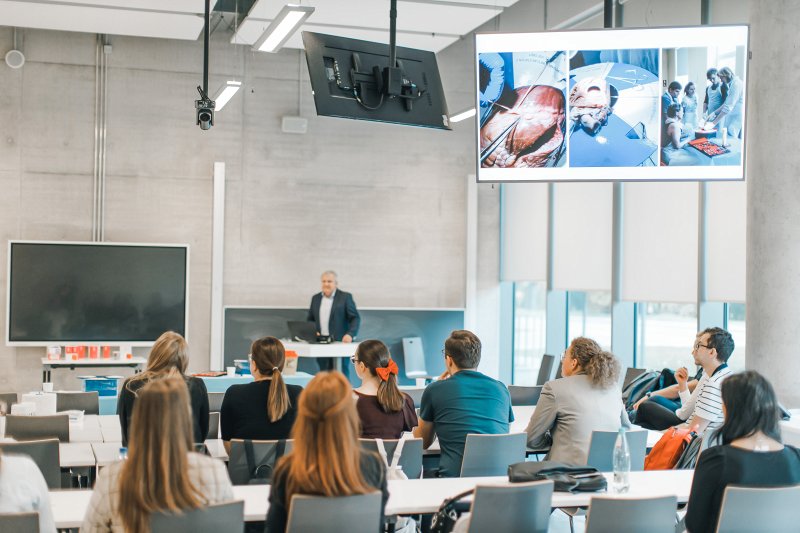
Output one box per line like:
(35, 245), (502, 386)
(676, 364), (732, 430)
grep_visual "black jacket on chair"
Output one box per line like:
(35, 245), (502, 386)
(306, 290), (361, 341)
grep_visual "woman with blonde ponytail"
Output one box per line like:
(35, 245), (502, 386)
(220, 337), (303, 452)
(265, 371), (388, 532)
(352, 340), (418, 439)
(525, 337), (629, 465)
(82, 377), (233, 533)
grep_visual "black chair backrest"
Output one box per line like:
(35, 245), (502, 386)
(0, 392), (19, 412)
(227, 439), (294, 485)
(56, 391), (100, 415)
(0, 439), (61, 489)
(508, 385), (543, 406)
(208, 392), (225, 413)
(536, 354), (556, 385)
(5, 414), (70, 442)
(0, 512), (39, 533)
(359, 437), (423, 479)
(150, 501), (244, 533)
(555, 361), (563, 379)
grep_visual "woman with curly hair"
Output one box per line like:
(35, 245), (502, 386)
(525, 337), (629, 464)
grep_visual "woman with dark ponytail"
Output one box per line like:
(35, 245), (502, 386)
(220, 337), (303, 452)
(525, 337), (629, 465)
(352, 340), (418, 439)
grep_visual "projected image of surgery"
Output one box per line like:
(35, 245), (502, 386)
(660, 46), (746, 167)
(478, 51), (567, 169)
(567, 49), (660, 168)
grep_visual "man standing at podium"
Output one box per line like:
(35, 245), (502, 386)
(307, 271), (361, 372)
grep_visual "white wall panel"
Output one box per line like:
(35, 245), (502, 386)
(552, 182), (612, 291)
(501, 183), (548, 281)
(622, 182), (698, 302)
(706, 181), (746, 302)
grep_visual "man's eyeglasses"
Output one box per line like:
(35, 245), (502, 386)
(693, 342), (710, 350)
(350, 356), (358, 365)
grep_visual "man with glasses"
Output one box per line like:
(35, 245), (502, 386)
(636, 327), (734, 434)
(413, 330), (513, 477)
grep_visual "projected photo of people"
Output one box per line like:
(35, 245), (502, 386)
(479, 51), (567, 169)
(660, 46), (746, 167)
(567, 49), (660, 167)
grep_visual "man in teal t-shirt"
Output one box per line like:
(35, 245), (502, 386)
(415, 330), (513, 477)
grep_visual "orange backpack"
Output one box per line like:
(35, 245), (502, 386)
(644, 427), (697, 470)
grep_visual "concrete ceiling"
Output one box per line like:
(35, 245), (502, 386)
(0, 0), (520, 53)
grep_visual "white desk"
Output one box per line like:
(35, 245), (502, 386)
(41, 357), (147, 383)
(283, 341), (359, 372)
(69, 415), (105, 443)
(93, 440), (228, 468)
(50, 470), (694, 528)
(98, 415), (122, 442)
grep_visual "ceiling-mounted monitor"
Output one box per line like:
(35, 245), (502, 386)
(475, 25), (749, 182)
(302, 31), (451, 130)
(6, 241), (189, 346)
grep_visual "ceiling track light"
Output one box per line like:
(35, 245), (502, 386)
(214, 80), (242, 111)
(252, 4), (315, 53)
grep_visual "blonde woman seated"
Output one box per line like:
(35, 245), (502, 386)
(525, 337), (629, 464)
(352, 340), (418, 439)
(265, 372), (388, 532)
(82, 377), (234, 533)
(118, 331), (209, 446)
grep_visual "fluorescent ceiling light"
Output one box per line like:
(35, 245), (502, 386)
(449, 108), (476, 123)
(253, 4), (315, 53)
(214, 80), (242, 111)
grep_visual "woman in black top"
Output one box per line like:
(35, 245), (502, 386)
(685, 371), (800, 533)
(220, 337), (303, 451)
(265, 371), (388, 533)
(117, 331), (209, 446)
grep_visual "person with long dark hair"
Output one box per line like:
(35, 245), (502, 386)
(352, 340), (417, 439)
(685, 371), (800, 533)
(264, 371), (388, 532)
(220, 337), (303, 452)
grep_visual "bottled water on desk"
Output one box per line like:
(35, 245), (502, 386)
(613, 427), (630, 493)
(119, 447), (128, 461)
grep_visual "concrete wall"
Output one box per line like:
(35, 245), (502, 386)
(0, 25), (475, 393)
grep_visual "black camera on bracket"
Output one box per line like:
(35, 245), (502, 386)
(195, 86), (215, 131)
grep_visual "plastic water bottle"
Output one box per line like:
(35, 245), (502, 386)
(613, 427), (631, 493)
(119, 447), (128, 461)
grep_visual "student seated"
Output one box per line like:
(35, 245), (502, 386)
(118, 331), (209, 446)
(685, 371), (800, 533)
(630, 367), (702, 430)
(525, 337), (629, 465)
(413, 330), (513, 477)
(83, 377), (234, 533)
(0, 450), (56, 532)
(352, 340), (418, 439)
(220, 337), (303, 452)
(265, 371), (388, 532)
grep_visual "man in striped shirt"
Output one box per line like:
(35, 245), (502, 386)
(674, 327), (735, 435)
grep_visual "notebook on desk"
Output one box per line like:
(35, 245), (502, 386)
(287, 321), (330, 344)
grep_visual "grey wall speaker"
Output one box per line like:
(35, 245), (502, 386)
(281, 116), (308, 134)
(5, 49), (25, 69)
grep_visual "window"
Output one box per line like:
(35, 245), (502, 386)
(726, 303), (746, 371)
(567, 291), (612, 349)
(636, 302), (697, 371)
(512, 281), (546, 385)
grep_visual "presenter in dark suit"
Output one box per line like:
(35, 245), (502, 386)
(307, 271), (361, 373)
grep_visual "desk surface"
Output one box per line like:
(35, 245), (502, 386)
(50, 470), (694, 528)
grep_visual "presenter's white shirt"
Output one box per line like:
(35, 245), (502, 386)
(319, 290), (335, 336)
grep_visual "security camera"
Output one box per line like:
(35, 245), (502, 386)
(195, 86), (215, 131)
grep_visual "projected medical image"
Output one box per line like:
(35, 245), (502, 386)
(479, 51), (567, 168)
(660, 46), (746, 167)
(568, 49), (661, 167)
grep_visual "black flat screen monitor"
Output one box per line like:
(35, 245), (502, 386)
(6, 241), (188, 345)
(475, 25), (748, 182)
(302, 31), (451, 130)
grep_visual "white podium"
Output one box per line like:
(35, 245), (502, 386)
(282, 341), (360, 372)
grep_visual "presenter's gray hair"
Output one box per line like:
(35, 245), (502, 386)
(321, 270), (338, 280)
